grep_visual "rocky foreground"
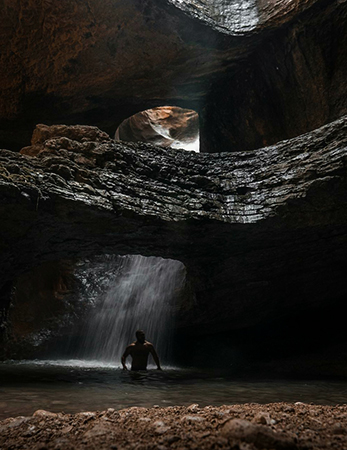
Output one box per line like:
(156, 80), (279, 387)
(1, 403), (347, 450)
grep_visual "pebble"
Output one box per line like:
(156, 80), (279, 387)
(199, 431), (211, 438)
(254, 412), (270, 425)
(33, 410), (58, 418)
(221, 418), (298, 449)
(181, 415), (205, 423)
(154, 420), (166, 427)
(84, 424), (110, 437)
(0, 416), (29, 431)
(216, 437), (229, 446)
(164, 435), (180, 444)
(187, 404), (199, 412)
(283, 406), (295, 413)
(332, 423), (345, 435)
(156, 426), (171, 435)
(76, 412), (96, 418)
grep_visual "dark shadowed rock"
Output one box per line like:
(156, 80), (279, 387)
(168, 0), (319, 35)
(0, 0), (346, 151)
(0, 117), (346, 357)
(6, 261), (77, 359)
(221, 418), (298, 449)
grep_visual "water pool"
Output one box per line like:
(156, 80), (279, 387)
(1, 360), (346, 420)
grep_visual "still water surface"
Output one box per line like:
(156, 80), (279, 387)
(1, 360), (347, 420)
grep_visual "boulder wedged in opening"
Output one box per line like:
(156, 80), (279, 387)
(115, 107), (199, 151)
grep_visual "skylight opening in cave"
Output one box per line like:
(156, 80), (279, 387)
(115, 106), (200, 152)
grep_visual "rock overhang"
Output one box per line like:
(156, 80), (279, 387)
(0, 117), (347, 340)
(167, 0), (320, 35)
(1, 0), (346, 152)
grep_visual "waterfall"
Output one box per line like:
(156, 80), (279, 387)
(74, 255), (185, 366)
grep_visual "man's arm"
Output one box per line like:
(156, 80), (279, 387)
(121, 346), (131, 370)
(149, 345), (162, 370)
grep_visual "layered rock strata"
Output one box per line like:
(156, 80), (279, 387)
(115, 107), (199, 151)
(0, 118), (346, 350)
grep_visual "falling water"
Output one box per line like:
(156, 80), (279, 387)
(75, 255), (185, 365)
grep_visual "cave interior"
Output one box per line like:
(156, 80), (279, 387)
(0, 0), (347, 378)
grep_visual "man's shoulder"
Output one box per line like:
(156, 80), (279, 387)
(144, 341), (154, 347)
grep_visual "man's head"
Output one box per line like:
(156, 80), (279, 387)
(136, 330), (145, 343)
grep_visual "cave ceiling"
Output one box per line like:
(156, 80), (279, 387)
(1, 117), (347, 332)
(0, 0), (346, 151)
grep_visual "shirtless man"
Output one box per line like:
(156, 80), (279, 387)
(121, 330), (162, 371)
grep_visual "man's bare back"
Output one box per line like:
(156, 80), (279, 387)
(121, 330), (162, 371)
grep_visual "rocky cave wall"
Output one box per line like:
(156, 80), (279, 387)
(0, 118), (346, 366)
(200, 0), (347, 152)
(1, 0), (347, 369)
(4, 261), (77, 359)
(0, 0), (346, 152)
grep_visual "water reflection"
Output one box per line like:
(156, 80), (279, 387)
(1, 360), (347, 420)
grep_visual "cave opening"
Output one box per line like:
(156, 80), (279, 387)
(6, 254), (187, 368)
(66, 254), (186, 366)
(114, 106), (200, 152)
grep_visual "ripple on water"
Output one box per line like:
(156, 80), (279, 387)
(1, 360), (347, 420)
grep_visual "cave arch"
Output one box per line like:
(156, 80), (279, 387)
(1, 118), (347, 369)
(6, 254), (189, 362)
(114, 106), (200, 152)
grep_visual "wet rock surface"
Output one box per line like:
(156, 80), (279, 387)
(0, 116), (347, 352)
(200, 0), (347, 152)
(1, 403), (347, 449)
(168, 0), (320, 35)
(0, 0), (346, 152)
(6, 260), (80, 359)
(115, 107), (199, 151)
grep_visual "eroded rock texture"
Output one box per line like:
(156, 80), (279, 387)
(201, 0), (347, 152)
(0, 0), (346, 152)
(115, 107), (199, 151)
(168, 0), (320, 35)
(7, 261), (77, 358)
(0, 118), (346, 359)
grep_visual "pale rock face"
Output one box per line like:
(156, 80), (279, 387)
(115, 107), (199, 152)
(168, 0), (317, 34)
(169, 0), (260, 33)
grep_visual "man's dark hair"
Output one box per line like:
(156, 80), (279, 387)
(136, 329), (145, 339)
